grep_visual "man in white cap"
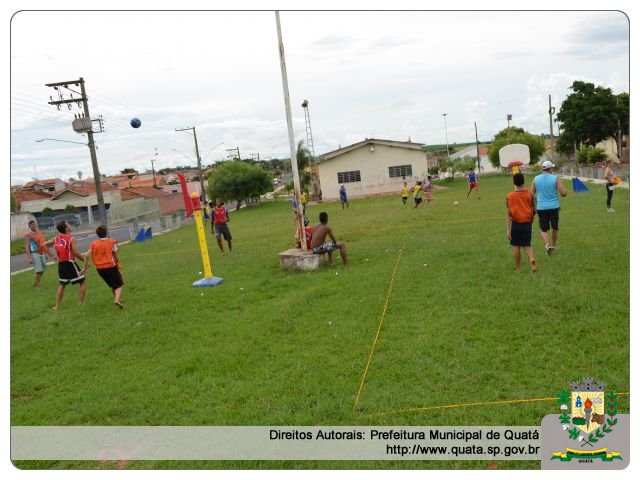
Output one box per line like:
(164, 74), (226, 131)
(531, 160), (567, 255)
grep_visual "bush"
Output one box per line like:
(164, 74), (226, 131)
(577, 146), (607, 164)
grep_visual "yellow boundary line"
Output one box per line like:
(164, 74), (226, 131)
(360, 392), (630, 418)
(352, 243), (405, 415)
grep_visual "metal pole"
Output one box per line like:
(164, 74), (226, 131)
(442, 113), (450, 158)
(548, 95), (556, 156)
(79, 78), (107, 224)
(474, 121), (481, 174)
(275, 11), (306, 249)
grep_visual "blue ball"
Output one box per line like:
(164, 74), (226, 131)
(130, 117), (141, 128)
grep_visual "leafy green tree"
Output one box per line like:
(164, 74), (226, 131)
(616, 92), (629, 136)
(556, 81), (619, 147)
(488, 126), (545, 168)
(64, 204), (76, 211)
(120, 168), (138, 174)
(42, 207), (53, 214)
(11, 193), (19, 213)
(207, 161), (272, 210)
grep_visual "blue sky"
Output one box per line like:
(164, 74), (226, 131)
(9, 9), (630, 185)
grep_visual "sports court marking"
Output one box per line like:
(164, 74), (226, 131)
(360, 392), (630, 418)
(352, 243), (405, 415)
(351, 237), (629, 418)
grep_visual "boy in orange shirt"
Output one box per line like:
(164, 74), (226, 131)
(506, 173), (537, 273)
(83, 224), (125, 308)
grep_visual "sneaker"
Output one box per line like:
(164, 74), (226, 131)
(545, 244), (552, 256)
(548, 245), (556, 255)
(607, 208), (616, 213)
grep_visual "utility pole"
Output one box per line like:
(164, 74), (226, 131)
(548, 95), (556, 156)
(175, 127), (206, 203)
(226, 147), (241, 160)
(151, 148), (158, 188)
(474, 122), (481, 174)
(46, 77), (107, 224)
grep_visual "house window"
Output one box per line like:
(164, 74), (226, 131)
(389, 165), (412, 178)
(337, 170), (361, 183)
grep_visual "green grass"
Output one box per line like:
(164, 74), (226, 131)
(11, 238), (27, 256)
(10, 174), (629, 470)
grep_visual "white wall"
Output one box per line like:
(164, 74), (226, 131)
(318, 144), (429, 200)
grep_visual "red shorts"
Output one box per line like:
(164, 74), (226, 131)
(468, 182), (478, 190)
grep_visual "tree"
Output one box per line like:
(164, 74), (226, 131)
(207, 161), (272, 210)
(64, 204), (76, 211)
(577, 146), (607, 165)
(10, 193), (19, 213)
(120, 168), (138, 174)
(556, 81), (619, 148)
(488, 126), (545, 168)
(616, 92), (629, 136)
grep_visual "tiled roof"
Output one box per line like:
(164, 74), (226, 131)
(13, 190), (53, 202)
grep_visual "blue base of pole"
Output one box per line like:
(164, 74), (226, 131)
(192, 277), (224, 287)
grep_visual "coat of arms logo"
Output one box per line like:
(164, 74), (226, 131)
(552, 377), (621, 462)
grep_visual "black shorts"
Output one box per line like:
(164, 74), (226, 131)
(214, 223), (232, 241)
(58, 261), (85, 285)
(537, 208), (559, 232)
(97, 267), (124, 290)
(414, 197), (423, 205)
(510, 221), (533, 247)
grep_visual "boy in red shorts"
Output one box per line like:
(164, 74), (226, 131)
(83, 224), (125, 308)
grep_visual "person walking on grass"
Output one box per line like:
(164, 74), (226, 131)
(83, 224), (125, 309)
(311, 211), (348, 266)
(531, 160), (567, 256)
(466, 168), (480, 199)
(412, 181), (423, 208)
(211, 197), (232, 255)
(401, 181), (410, 206)
(24, 219), (55, 287)
(339, 184), (349, 209)
(506, 173), (538, 273)
(603, 159), (616, 213)
(423, 175), (434, 207)
(43, 221), (87, 310)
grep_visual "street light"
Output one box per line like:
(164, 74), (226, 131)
(202, 141), (224, 164)
(172, 148), (196, 165)
(442, 114), (450, 159)
(36, 138), (88, 146)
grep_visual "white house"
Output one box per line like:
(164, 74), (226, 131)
(317, 138), (432, 201)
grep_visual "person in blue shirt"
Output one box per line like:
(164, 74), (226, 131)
(531, 160), (568, 255)
(339, 184), (349, 209)
(466, 169), (480, 199)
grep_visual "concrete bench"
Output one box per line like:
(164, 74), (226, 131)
(278, 248), (327, 271)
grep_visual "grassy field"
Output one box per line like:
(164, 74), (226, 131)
(10, 174), (630, 470)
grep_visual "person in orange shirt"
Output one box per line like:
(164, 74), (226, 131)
(83, 224), (125, 308)
(24, 219), (55, 287)
(506, 173), (537, 273)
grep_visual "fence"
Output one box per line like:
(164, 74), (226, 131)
(126, 211), (193, 240)
(556, 163), (630, 185)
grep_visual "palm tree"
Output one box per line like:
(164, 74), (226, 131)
(295, 140), (312, 191)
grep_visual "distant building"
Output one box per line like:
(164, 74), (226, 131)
(317, 138), (431, 201)
(449, 145), (497, 173)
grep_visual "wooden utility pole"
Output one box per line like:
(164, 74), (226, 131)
(151, 148), (158, 188)
(46, 77), (107, 224)
(175, 127), (206, 203)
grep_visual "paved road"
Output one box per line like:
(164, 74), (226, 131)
(10, 226), (132, 274)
